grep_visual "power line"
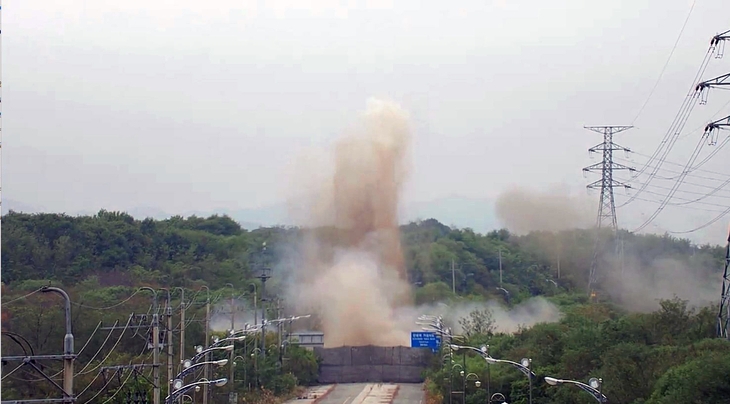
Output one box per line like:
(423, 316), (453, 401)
(77, 316), (133, 376)
(621, 41), (720, 207)
(631, 0), (697, 125)
(2, 288), (43, 305)
(668, 205), (730, 234)
(73, 289), (142, 310)
(632, 135), (709, 232)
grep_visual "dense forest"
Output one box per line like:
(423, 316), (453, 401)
(1, 210), (728, 403)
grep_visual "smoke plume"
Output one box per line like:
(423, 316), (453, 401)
(285, 98), (414, 347)
(405, 297), (563, 335)
(495, 186), (595, 234)
(602, 253), (719, 312)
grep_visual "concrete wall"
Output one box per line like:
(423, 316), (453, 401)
(314, 346), (431, 384)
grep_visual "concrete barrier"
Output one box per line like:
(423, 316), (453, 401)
(314, 346), (430, 384)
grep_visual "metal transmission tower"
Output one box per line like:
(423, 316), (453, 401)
(582, 126), (635, 297)
(718, 229), (730, 340)
(582, 126), (635, 230)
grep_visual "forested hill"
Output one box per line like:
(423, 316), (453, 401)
(1, 211), (724, 304)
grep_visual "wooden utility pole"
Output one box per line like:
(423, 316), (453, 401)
(498, 249), (503, 287)
(166, 291), (173, 404)
(179, 288), (185, 366)
(202, 292), (211, 404)
(451, 260), (456, 295)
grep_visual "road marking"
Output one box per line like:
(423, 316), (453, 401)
(343, 396), (352, 404)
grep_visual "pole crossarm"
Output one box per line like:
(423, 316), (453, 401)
(705, 114), (730, 133)
(711, 29), (730, 46)
(2, 355), (74, 361)
(696, 72), (730, 91)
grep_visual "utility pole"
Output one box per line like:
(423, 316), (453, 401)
(582, 125), (634, 299)
(277, 299), (283, 350)
(165, 290), (173, 404)
(451, 259), (456, 295)
(226, 284), (235, 404)
(177, 288), (185, 404)
(276, 299), (283, 371)
(258, 270), (271, 359)
(251, 283), (258, 327)
(178, 288), (185, 371)
(152, 303), (161, 404)
(258, 242), (271, 359)
(203, 287), (211, 404)
(498, 249), (503, 288)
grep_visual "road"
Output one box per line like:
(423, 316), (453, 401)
(392, 384), (425, 404)
(289, 383), (424, 404)
(319, 383), (370, 404)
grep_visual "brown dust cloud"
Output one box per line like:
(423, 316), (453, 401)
(284, 98), (414, 347)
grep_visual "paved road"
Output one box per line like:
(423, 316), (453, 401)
(318, 383), (370, 404)
(392, 384), (424, 404)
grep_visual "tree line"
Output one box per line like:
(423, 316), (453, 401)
(1, 210), (727, 403)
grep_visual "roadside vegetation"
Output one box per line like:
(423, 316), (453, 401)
(2, 211), (727, 403)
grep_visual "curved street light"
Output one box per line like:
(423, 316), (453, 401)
(177, 359), (228, 380)
(450, 344), (491, 399)
(190, 344), (235, 363)
(166, 378), (228, 404)
(486, 357), (534, 404)
(489, 392), (507, 404)
(544, 376), (607, 403)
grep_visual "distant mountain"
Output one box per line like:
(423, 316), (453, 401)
(402, 195), (498, 233)
(2, 196), (498, 233)
(2, 199), (47, 215)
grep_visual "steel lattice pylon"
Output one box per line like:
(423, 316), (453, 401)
(718, 228), (730, 340)
(582, 126), (635, 298)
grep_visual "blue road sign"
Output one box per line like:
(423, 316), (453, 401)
(411, 331), (441, 352)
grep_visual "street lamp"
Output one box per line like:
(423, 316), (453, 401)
(177, 359), (228, 380)
(544, 376), (608, 403)
(190, 344), (234, 363)
(166, 378), (228, 404)
(489, 393), (507, 404)
(449, 344), (492, 400)
(485, 357), (534, 404)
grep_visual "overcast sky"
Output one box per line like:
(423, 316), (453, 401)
(4, 0), (730, 243)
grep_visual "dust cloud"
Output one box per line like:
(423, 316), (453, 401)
(284, 98), (414, 347)
(408, 297), (563, 335)
(602, 254), (719, 312)
(495, 186), (595, 234)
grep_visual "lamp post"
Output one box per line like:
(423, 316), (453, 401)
(191, 344), (235, 363)
(177, 359), (228, 380)
(464, 372), (479, 404)
(233, 355), (247, 391)
(451, 364), (463, 404)
(40, 287), (75, 403)
(489, 393), (507, 404)
(449, 344), (491, 400)
(166, 378), (228, 404)
(544, 376), (607, 403)
(251, 348), (262, 389)
(485, 357), (534, 404)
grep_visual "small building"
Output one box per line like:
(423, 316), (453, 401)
(291, 331), (324, 350)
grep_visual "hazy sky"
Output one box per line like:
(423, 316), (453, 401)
(4, 0), (730, 243)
